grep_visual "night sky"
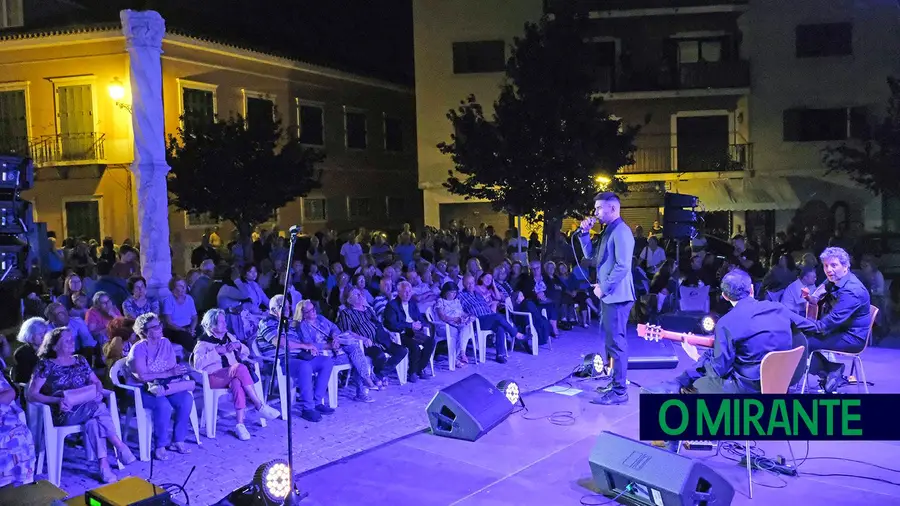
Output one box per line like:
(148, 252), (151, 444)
(66, 0), (415, 84)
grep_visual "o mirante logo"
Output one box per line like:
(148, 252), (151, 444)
(638, 394), (893, 441)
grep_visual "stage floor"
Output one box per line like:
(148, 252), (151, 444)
(296, 385), (900, 505)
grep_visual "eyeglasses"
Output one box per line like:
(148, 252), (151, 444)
(145, 323), (162, 331)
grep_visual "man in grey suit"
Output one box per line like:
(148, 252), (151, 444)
(578, 192), (635, 405)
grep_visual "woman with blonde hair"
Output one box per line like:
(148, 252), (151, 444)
(13, 317), (49, 384)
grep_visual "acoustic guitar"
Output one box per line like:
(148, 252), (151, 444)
(801, 286), (830, 320)
(637, 323), (715, 348)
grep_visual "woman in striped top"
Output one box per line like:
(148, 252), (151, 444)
(336, 289), (407, 387)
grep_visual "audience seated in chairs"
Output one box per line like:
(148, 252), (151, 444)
(517, 260), (560, 337)
(192, 309), (279, 440)
(256, 295), (334, 423)
(121, 276), (160, 321)
(335, 289), (407, 387)
(458, 275), (525, 363)
(383, 281), (436, 382)
(125, 313), (195, 461)
(0, 372), (35, 488)
(13, 318), (49, 385)
(27, 327), (136, 483)
(45, 303), (98, 366)
(294, 299), (375, 402)
(101, 317), (138, 368)
(85, 292), (123, 348)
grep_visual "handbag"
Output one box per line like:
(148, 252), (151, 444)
(62, 385), (98, 407)
(146, 376), (196, 397)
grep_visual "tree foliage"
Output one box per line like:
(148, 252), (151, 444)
(166, 112), (324, 258)
(439, 8), (639, 226)
(823, 77), (900, 197)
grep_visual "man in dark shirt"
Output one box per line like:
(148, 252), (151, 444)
(644, 269), (801, 394)
(793, 246), (871, 393)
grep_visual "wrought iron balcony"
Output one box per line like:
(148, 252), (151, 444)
(546, 0), (749, 13)
(0, 133), (106, 165)
(604, 60), (750, 94)
(619, 143), (752, 174)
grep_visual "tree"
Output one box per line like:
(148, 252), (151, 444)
(167, 112), (324, 263)
(439, 8), (638, 258)
(823, 77), (900, 199)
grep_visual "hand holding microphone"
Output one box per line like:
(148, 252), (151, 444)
(579, 216), (597, 233)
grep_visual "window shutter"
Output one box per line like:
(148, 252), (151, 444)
(782, 109), (802, 142)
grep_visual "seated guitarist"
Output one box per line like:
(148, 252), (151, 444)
(643, 269), (802, 395)
(795, 247), (870, 393)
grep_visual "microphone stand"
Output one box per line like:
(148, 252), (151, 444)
(265, 226), (307, 504)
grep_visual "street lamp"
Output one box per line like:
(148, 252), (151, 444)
(595, 175), (611, 187)
(108, 78), (131, 113)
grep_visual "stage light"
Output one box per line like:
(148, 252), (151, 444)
(256, 460), (291, 504)
(700, 315), (716, 334)
(497, 380), (520, 405)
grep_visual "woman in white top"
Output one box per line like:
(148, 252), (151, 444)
(433, 282), (476, 369)
(161, 276), (198, 351)
(639, 236), (667, 275)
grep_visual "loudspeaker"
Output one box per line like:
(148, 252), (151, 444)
(426, 374), (513, 441)
(588, 431), (734, 506)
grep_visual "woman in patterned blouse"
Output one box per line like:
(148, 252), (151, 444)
(335, 289), (407, 388)
(433, 282), (476, 368)
(0, 373), (35, 488)
(122, 276), (160, 320)
(27, 327), (136, 483)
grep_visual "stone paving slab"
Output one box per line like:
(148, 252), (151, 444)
(54, 325), (609, 504)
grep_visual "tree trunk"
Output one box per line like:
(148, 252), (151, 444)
(541, 213), (564, 262)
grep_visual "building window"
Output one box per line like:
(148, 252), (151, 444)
(452, 40), (506, 74)
(0, 89), (29, 155)
(182, 87), (216, 131)
(796, 23), (852, 58)
(348, 197), (372, 219)
(384, 115), (403, 152)
(0, 0), (23, 28)
(303, 198), (327, 222)
(783, 107), (868, 142)
(677, 38), (724, 64)
(297, 102), (324, 146)
(386, 197), (405, 220)
(185, 211), (220, 229)
(345, 109), (367, 150)
(245, 95), (274, 131)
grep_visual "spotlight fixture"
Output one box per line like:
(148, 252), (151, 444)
(700, 315), (716, 334)
(497, 380), (522, 406)
(575, 353), (607, 378)
(256, 460), (291, 504)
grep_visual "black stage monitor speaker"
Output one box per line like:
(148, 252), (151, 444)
(589, 431), (734, 506)
(426, 373), (513, 442)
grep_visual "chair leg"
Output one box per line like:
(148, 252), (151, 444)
(397, 357), (408, 385)
(800, 355), (814, 394)
(45, 430), (59, 487)
(447, 335), (456, 372)
(136, 411), (150, 462)
(278, 374), (289, 420)
(855, 357), (869, 394)
(745, 440), (753, 499)
(204, 394), (216, 439)
(328, 370), (339, 409)
(190, 402), (201, 446)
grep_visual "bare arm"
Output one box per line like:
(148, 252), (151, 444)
(0, 383), (18, 405)
(130, 351), (185, 383)
(27, 375), (61, 405)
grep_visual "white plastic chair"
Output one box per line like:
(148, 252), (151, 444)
(503, 297), (539, 356)
(678, 285), (710, 312)
(192, 357), (268, 439)
(36, 388), (121, 486)
(472, 316), (495, 364)
(387, 325), (434, 380)
(108, 359), (201, 462)
(425, 306), (463, 371)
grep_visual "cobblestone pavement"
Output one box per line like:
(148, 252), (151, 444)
(54, 324), (609, 504)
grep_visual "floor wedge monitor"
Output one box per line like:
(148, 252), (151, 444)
(589, 431), (734, 506)
(426, 374), (513, 441)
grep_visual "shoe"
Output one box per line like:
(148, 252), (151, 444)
(118, 447), (137, 466)
(153, 448), (170, 461)
(824, 368), (847, 394)
(100, 467), (118, 484)
(316, 404), (335, 415)
(418, 371), (431, 380)
(407, 374), (419, 383)
(167, 442), (191, 455)
(591, 391), (629, 405)
(355, 392), (375, 403)
(235, 423), (251, 441)
(300, 409), (322, 422)
(640, 381), (682, 395)
(496, 355), (508, 364)
(595, 383), (613, 394)
(258, 405), (280, 420)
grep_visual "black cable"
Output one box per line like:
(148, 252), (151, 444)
(520, 406), (578, 426)
(799, 456), (900, 474)
(160, 483), (191, 505)
(580, 482), (634, 506)
(797, 473), (900, 487)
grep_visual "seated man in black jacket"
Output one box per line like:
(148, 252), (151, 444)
(793, 247), (871, 393)
(383, 281), (436, 383)
(644, 269), (804, 395)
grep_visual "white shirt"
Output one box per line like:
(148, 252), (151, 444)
(340, 242), (364, 269)
(401, 302), (413, 323)
(782, 278), (814, 315)
(640, 246), (666, 273)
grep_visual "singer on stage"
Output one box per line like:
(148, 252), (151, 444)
(577, 192), (635, 405)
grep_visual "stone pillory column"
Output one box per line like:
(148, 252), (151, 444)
(121, 10), (172, 300)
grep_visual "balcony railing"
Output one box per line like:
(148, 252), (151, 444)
(547, 0), (748, 11)
(619, 143), (752, 174)
(602, 60), (750, 94)
(0, 133), (106, 165)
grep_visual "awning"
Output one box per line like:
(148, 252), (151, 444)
(671, 177), (802, 212)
